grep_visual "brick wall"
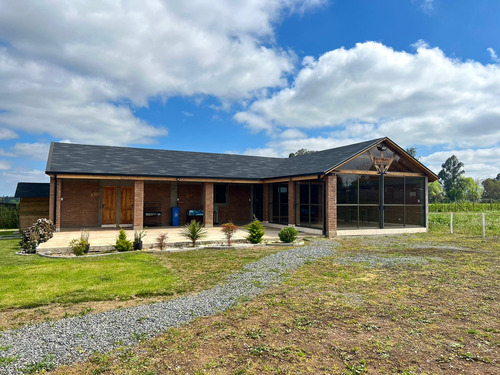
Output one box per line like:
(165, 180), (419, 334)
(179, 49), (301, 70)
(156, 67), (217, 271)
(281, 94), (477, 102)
(19, 198), (49, 230)
(324, 174), (337, 237)
(177, 183), (203, 225)
(288, 181), (295, 225)
(217, 184), (251, 225)
(144, 182), (171, 226)
(60, 180), (100, 228)
(134, 180), (144, 229)
(203, 182), (214, 227)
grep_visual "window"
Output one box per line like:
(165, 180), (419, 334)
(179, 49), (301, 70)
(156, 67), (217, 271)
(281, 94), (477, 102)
(297, 181), (323, 229)
(214, 184), (227, 204)
(271, 183), (288, 224)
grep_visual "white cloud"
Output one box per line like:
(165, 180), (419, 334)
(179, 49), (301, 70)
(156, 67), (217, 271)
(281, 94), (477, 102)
(11, 143), (51, 162)
(0, 0), (324, 145)
(487, 48), (500, 63)
(280, 129), (307, 139)
(420, 0), (434, 14)
(0, 128), (18, 140)
(0, 160), (11, 170)
(0, 169), (49, 196)
(236, 41), (500, 150)
(421, 147), (500, 181)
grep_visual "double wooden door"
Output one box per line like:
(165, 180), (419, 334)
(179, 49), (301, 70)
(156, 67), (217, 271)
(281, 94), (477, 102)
(102, 186), (134, 225)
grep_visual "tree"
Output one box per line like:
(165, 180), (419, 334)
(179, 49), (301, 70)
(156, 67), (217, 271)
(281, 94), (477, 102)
(438, 155), (465, 201)
(428, 180), (444, 203)
(289, 149), (315, 158)
(482, 178), (500, 200)
(462, 177), (483, 202)
(406, 147), (417, 158)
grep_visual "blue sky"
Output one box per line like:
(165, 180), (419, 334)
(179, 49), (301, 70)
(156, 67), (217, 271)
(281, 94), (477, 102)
(1, 0), (500, 196)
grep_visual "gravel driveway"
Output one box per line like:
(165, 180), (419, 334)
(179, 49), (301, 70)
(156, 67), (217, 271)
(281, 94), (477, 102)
(0, 240), (335, 374)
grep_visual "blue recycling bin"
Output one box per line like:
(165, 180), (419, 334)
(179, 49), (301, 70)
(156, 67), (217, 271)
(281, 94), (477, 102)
(171, 207), (180, 226)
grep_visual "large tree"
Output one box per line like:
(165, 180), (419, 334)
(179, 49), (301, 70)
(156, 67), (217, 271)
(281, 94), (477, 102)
(482, 177), (500, 200)
(288, 149), (315, 158)
(462, 177), (483, 202)
(428, 180), (444, 203)
(438, 155), (465, 201)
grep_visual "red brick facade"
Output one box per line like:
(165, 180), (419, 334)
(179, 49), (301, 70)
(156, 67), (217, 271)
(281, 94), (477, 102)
(133, 180), (144, 229)
(144, 182), (172, 226)
(288, 181), (295, 225)
(324, 174), (337, 237)
(216, 184), (251, 224)
(177, 183), (203, 225)
(60, 179), (100, 228)
(203, 182), (214, 227)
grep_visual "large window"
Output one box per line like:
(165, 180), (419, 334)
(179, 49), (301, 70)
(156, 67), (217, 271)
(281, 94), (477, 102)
(297, 181), (323, 229)
(384, 177), (425, 227)
(271, 183), (288, 224)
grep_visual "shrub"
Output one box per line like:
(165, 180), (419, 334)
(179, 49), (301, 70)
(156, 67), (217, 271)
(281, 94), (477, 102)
(245, 218), (265, 244)
(221, 222), (238, 246)
(156, 232), (168, 250)
(134, 228), (147, 250)
(19, 218), (55, 253)
(69, 238), (88, 256)
(278, 226), (299, 243)
(181, 220), (207, 247)
(0, 204), (19, 229)
(115, 228), (133, 252)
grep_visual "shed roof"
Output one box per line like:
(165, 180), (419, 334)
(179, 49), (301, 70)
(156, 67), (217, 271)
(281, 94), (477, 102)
(15, 183), (50, 198)
(45, 137), (437, 181)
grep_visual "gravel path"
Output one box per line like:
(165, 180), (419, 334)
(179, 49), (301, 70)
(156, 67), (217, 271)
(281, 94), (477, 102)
(0, 240), (335, 374)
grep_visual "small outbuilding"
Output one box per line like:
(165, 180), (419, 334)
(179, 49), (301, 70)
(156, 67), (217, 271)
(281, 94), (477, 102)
(45, 137), (437, 236)
(15, 182), (50, 230)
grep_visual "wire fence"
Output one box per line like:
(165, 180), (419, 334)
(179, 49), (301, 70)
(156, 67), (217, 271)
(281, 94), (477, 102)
(429, 211), (500, 237)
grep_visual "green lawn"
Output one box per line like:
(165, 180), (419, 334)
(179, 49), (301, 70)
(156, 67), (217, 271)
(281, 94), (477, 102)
(0, 239), (281, 311)
(429, 210), (500, 236)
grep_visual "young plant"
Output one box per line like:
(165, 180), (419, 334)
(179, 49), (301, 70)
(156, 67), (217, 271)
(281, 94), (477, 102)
(69, 238), (88, 256)
(245, 218), (265, 244)
(156, 232), (168, 250)
(134, 228), (147, 250)
(115, 228), (133, 252)
(278, 226), (299, 243)
(221, 222), (238, 246)
(181, 220), (207, 247)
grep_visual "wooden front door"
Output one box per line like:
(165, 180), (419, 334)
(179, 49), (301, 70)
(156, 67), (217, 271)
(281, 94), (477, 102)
(120, 187), (134, 224)
(102, 186), (117, 224)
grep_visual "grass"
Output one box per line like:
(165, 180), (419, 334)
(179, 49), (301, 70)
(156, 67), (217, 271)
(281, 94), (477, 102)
(429, 210), (500, 236)
(51, 233), (500, 375)
(0, 239), (281, 329)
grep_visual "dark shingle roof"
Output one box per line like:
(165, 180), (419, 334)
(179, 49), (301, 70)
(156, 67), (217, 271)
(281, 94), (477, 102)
(46, 137), (435, 180)
(15, 183), (50, 198)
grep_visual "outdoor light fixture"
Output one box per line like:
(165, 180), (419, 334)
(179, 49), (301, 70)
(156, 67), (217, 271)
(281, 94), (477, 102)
(377, 143), (387, 152)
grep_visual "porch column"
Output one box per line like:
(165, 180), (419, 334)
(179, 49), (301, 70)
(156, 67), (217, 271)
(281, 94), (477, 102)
(288, 180), (295, 225)
(49, 177), (55, 223)
(324, 173), (337, 237)
(262, 183), (269, 222)
(203, 182), (214, 227)
(133, 180), (144, 230)
(55, 178), (62, 231)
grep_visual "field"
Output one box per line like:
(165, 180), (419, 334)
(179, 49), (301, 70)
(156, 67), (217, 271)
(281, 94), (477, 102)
(429, 210), (500, 237)
(47, 233), (499, 374)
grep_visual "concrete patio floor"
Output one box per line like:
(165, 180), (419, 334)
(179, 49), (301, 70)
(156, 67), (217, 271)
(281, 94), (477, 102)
(37, 225), (321, 253)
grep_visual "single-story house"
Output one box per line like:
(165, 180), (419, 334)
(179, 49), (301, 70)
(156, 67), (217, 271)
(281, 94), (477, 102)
(15, 182), (50, 230)
(45, 137), (437, 236)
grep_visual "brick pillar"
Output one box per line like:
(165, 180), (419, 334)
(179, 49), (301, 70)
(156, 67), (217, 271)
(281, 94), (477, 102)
(133, 180), (144, 230)
(288, 180), (295, 225)
(324, 174), (337, 237)
(49, 177), (55, 223)
(203, 182), (214, 227)
(55, 178), (62, 231)
(262, 183), (269, 222)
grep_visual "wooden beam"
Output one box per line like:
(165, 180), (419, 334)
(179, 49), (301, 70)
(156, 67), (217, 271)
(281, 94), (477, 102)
(332, 170), (425, 177)
(263, 175), (319, 183)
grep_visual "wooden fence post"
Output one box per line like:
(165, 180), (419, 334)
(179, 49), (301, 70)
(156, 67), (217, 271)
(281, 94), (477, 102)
(450, 212), (453, 234)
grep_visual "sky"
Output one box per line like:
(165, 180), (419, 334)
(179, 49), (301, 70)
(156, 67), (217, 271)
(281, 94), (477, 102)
(1, 0), (500, 196)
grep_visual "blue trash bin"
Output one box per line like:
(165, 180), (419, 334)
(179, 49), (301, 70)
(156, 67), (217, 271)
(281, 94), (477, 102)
(171, 207), (180, 226)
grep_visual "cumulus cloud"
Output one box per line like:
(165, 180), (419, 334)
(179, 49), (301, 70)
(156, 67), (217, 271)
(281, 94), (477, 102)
(0, 160), (11, 170)
(236, 41), (500, 150)
(0, 128), (18, 140)
(0, 0), (323, 145)
(487, 48), (500, 63)
(11, 143), (51, 162)
(0, 168), (49, 195)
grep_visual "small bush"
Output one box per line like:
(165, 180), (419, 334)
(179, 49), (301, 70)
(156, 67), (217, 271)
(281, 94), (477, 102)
(221, 222), (238, 246)
(156, 232), (168, 250)
(279, 226), (299, 243)
(115, 228), (133, 252)
(0, 204), (19, 229)
(70, 238), (88, 256)
(245, 218), (265, 244)
(19, 218), (55, 253)
(134, 228), (147, 250)
(181, 220), (207, 247)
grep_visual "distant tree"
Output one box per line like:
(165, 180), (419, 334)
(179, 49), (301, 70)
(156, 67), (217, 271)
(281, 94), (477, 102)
(428, 181), (444, 203)
(289, 149), (315, 158)
(496, 173), (500, 181)
(462, 177), (483, 202)
(406, 147), (417, 158)
(438, 155), (465, 201)
(482, 178), (500, 200)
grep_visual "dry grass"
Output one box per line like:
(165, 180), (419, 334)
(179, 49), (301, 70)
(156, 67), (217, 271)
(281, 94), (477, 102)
(51, 233), (500, 374)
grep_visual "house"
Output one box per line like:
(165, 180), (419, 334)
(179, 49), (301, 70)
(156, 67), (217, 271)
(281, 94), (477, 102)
(14, 182), (50, 230)
(44, 137), (437, 236)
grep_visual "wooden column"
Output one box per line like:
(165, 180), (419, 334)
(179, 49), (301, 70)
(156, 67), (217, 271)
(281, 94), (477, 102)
(262, 183), (269, 222)
(288, 181), (295, 225)
(203, 182), (214, 227)
(55, 178), (62, 231)
(49, 177), (55, 223)
(133, 180), (144, 230)
(324, 174), (337, 237)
